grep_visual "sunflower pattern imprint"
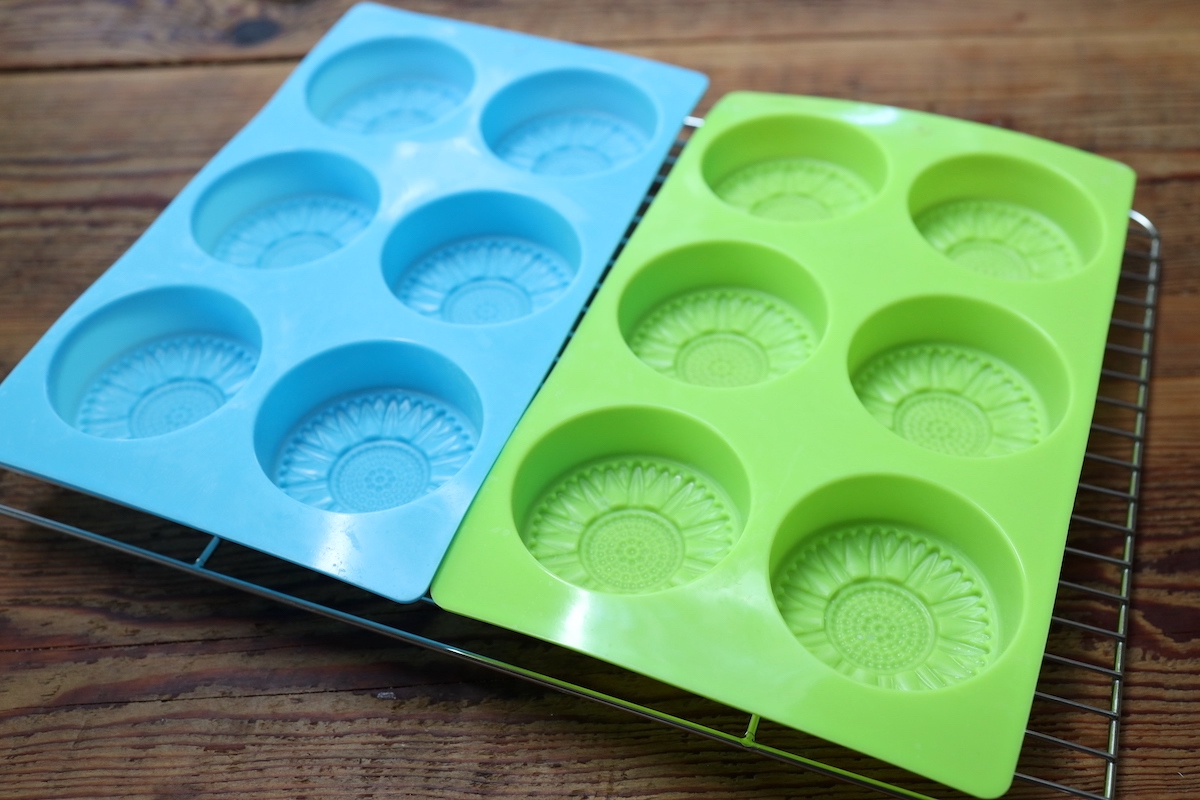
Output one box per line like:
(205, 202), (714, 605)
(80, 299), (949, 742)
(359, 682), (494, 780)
(629, 288), (815, 388)
(496, 112), (647, 176)
(214, 195), (372, 268)
(916, 199), (1080, 281)
(77, 335), (257, 439)
(775, 525), (994, 691)
(397, 236), (574, 325)
(715, 157), (874, 222)
(326, 78), (466, 135)
(524, 458), (738, 593)
(275, 390), (475, 513)
(854, 344), (1045, 457)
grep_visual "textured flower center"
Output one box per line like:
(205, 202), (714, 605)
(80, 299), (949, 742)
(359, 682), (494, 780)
(580, 508), (684, 592)
(894, 391), (991, 457)
(330, 440), (430, 513)
(825, 580), (936, 673)
(676, 332), (769, 387)
(130, 379), (226, 438)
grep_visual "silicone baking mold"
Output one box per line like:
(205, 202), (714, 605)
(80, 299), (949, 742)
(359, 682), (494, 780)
(431, 93), (1136, 797)
(0, 2), (706, 602)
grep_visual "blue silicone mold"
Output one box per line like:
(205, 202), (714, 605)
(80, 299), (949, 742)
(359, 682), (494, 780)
(0, 2), (707, 602)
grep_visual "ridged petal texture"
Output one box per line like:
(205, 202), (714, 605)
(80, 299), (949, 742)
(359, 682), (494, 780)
(524, 458), (738, 593)
(916, 199), (1080, 280)
(77, 334), (257, 439)
(326, 78), (466, 135)
(275, 390), (476, 513)
(214, 195), (372, 268)
(496, 112), (647, 176)
(397, 236), (574, 325)
(775, 525), (994, 691)
(854, 344), (1045, 457)
(629, 288), (815, 387)
(715, 157), (874, 221)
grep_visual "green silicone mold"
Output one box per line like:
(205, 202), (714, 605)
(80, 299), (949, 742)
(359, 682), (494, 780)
(618, 240), (826, 389)
(909, 153), (1102, 282)
(776, 524), (994, 688)
(915, 199), (1080, 280)
(854, 343), (1045, 457)
(702, 113), (887, 222)
(769, 473), (1023, 699)
(524, 456), (739, 593)
(715, 157), (875, 221)
(848, 295), (1068, 460)
(433, 93), (1136, 798)
(629, 288), (814, 387)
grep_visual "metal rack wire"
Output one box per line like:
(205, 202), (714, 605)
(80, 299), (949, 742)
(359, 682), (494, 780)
(0, 129), (1158, 798)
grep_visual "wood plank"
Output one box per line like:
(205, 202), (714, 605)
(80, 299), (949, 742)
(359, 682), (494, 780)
(3, 0), (1200, 71)
(0, 690), (936, 799)
(2, 32), (1198, 180)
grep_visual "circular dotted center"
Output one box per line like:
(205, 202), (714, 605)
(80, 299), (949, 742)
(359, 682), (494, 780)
(825, 580), (936, 673)
(947, 239), (1030, 280)
(752, 193), (829, 221)
(345, 80), (462, 135)
(894, 391), (992, 457)
(130, 379), (226, 438)
(580, 508), (684, 592)
(367, 106), (438, 134)
(258, 231), (342, 269)
(534, 145), (611, 176)
(330, 440), (430, 513)
(676, 332), (769, 388)
(442, 278), (532, 325)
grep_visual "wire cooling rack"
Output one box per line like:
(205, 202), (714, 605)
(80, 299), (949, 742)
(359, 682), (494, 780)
(0, 123), (1158, 799)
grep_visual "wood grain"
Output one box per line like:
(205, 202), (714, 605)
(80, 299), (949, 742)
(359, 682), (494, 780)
(3, 0), (1199, 70)
(1, 1), (1199, 798)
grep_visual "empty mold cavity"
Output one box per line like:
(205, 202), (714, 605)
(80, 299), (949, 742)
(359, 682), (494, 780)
(701, 115), (887, 222)
(513, 407), (749, 594)
(481, 69), (658, 177)
(909, 154), (1103, 281)
(49, 287), (261, 439)
(618, 241), (826, 388)
(193, 151), (379, 268)
(771, 475), (1024, 691)
(849, 296), (1069, 458)
(254, 341), (482, 514)
(306, 37), (474, 135)
(384, 191), (581, 325)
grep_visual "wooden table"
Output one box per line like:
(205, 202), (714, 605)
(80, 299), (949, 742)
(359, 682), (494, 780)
(1, 2), (1197, 798)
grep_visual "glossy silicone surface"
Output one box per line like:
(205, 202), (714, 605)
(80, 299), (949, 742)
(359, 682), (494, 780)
(0, 2), (706, 602)
(432, 93), (1136, 797)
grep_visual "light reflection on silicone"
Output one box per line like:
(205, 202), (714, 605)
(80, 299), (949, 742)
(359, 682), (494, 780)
(555, 590), (595, 651)
(842, 105), (901, 126)
(312, 518), (362, 579)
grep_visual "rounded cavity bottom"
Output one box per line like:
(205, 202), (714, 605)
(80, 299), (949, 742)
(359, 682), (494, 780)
(77, 334), (257, 439)
(325, 77), (465, 134)
(213, 195), (372, 268)
(915, 199), (1080, 280)
(629, 287), (815, 387)
(397, 236), (573, 325)
(523, 457), (738, 594)
(775, 524), (994, 690)
(274, 389), (476, 513)
(495, 112), (648, 176)
(714, 157), (874, 221)
(853, 343), (1045, 457)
